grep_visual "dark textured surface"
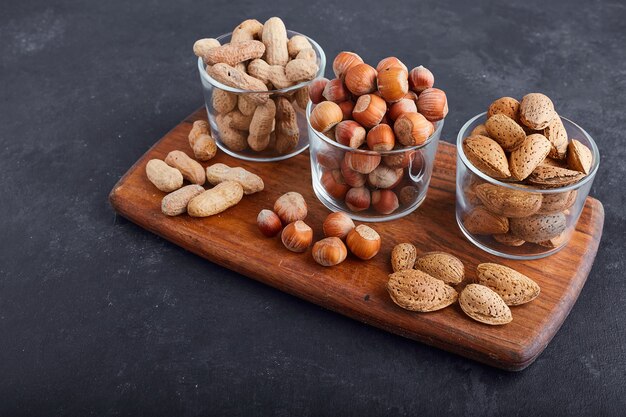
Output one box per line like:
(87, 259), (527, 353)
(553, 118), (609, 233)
(0, 0), (624, 415)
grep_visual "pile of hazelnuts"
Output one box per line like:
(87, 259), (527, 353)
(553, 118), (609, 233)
(307, 51), (448, 216)
(257, 192), (382, 267)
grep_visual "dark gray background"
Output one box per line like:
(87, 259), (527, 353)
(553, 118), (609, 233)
(1, 0), (625, 415)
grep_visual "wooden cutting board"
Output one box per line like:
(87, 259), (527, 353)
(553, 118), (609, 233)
(109, 108), (604, 371)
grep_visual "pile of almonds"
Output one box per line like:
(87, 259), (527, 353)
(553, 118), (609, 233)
(257, 200), (382, 266)
(145, 120), (264, 217)
(194, 17), (319, 155)
(462, 93), (593, 248)
(308, 51), (448, 215)
(388, 243), (540, 325)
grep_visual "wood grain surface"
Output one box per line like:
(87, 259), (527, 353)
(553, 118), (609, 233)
(109, 108), (604, 371)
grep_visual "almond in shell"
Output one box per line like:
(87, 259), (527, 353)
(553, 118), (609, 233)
(477, 263), (540, 306)
(390, 243), (417, 272)
(474, 183), (542, 218)
(414, 252), (464, 285)
(462, 135), (511, 179)
(470, 124), (489, 137)
(459, 284), (512, 325)
(567, 139), (593, 175)
(509, 212), (566, 243)
(526, 165), (585, 188)
(487, 97), (520, 121)
(542, 115), (568, 159)
(463, 206), (509, 235)
(537, 190), (577, 214)
(537, 231), (569, 248)
(493, 233), (525, 247)
(509, 134), (552, 181)
(387, 269), (458, 312)
(485, 113), (526, 151)
(519, 93), (556, 130)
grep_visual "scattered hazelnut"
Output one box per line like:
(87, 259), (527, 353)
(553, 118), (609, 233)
(274, 191), (308, 224)
(281, 220), (313, 252)
(257, 209), (282, 237)
(346, 224), (381, 260)
(345, 187), (371, 212)
(312, 237), (348, 266)
(322, 212), (355, 239)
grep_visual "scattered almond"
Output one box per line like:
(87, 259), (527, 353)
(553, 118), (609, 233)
(414, 252), (464, 285)
(459, 284), (512, 325)
(477, 263), (540, 306)
(390, 243), (417, 272)
(387, 269), (458, 312)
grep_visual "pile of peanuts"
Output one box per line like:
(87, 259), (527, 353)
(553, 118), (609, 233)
(194, 17), (320, 154)
(308, 51), (448, 215)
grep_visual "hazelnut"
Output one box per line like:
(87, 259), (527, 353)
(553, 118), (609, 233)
(309, 77), (329, 104)
(345, 187), (371, 212)
(312, 237), (348, 266)
(340, 157), (366, 187)
(398, 185), (420, 205)
(352, 94), (387, 128)
(377, 67), (409, 103)
(322, 78), (350, 103)
(376, 56), (408, 73)
(368, 165), (404, 189)
(321, 170), (350, 200)
(274, 191), (308, 224)
(371, 190), (399, 214)
(323, 212), (355, 239)
(317, 148), (343, 170)
(388, 99), (418, 121)
(366, 123), (395, 151)
(338, 100), (355, 120)
(333, 51), (364, 79)
(346, 224), (381, 260)
(417, 88), (448, 122)
(335, 120), (366, 148)
(382, 148), (415, 169)
(393, 112), (434, 146)
(408, 65), (434, 93)
(345, 63), (378, 96)
(344, 151), (381, 174)
(257, 209), (282, 237)
(310, 101), (343, 132)
(323, 128), (336, 141)
(281, 220), (313, 253)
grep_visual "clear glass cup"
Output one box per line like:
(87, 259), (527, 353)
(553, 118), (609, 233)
(197, 30), (326, 162)
(456, 112), (600, 259)
(307, 102), (443, 222)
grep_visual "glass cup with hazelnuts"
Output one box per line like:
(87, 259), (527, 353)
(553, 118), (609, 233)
(306, 52), (447, 221)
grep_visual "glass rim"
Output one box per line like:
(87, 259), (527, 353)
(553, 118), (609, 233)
(305, 101), (444, 155)
(197, 30), (326, 94)
(456, 112), (600, 194)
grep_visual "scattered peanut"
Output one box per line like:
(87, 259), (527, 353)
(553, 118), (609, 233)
(161, 184), (205, 216)
(146, 159), (183, 192)
(205, 163), (264, 195)
(187, 181), (244, 217)
(165, 150), (206, 185)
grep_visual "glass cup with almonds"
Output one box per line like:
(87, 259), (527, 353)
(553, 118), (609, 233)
(456, 94), (599, 259)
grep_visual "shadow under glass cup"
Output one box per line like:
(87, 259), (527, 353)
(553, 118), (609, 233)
(307, 102), (443, 222)
(197, 30), (326, 162)
(456, 112), (600, 260)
